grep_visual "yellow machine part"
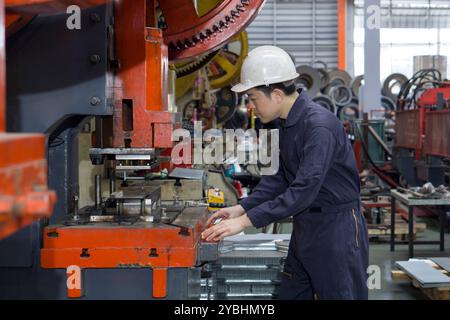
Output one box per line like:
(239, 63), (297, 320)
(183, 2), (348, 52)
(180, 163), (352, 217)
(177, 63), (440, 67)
(207, 188), (225, 212)
(174, 31), (248, 99)
(208, 31), (248, 89)
(195, 0), (223, 16)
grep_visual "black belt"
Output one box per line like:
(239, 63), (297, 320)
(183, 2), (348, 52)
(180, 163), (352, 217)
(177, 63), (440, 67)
(307, 199), (360, 213)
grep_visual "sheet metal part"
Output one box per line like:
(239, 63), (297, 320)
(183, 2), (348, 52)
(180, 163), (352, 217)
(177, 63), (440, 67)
(329, 84), (353, 107)
(326, 69), (352, 87)
(351, 75), (364, 97)
(312, 95), (336, 115)
(430, 258), (450, 274)
(338, 97), (360, 121)
(169, 167), (206, 180)
(201, 234), (290, 300)
(395, 260), (450, 288)
(295, 65), (321, 97)
(382, 73), (408, 102)
(89, 148), (157, 165)
(311, 61), (329, 90)
(110, 185), (161, 217)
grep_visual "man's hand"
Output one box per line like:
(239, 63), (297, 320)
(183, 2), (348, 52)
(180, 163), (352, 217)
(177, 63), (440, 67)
(202, 214), (253, 242)
(206, 205), (245, 227)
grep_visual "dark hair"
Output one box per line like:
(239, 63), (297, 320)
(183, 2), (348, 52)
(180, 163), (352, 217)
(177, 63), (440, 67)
(254, 80), (297, 98)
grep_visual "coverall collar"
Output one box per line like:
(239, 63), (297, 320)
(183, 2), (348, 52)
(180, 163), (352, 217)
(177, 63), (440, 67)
(280, 89), (309, 128)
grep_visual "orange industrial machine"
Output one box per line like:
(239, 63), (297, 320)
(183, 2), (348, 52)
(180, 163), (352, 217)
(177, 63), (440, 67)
(394, 77), (450, 186)
(0, 3), (56, 241)
(0, 0), (264, 299)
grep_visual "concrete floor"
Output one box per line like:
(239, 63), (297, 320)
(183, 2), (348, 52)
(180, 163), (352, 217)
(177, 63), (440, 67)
(368, 216), (450, 300)
(245, 215), (450, 300)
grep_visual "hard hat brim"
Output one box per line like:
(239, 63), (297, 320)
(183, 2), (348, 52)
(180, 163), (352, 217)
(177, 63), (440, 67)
(231, 73), (300, 93)
(231, 82), (255, 93)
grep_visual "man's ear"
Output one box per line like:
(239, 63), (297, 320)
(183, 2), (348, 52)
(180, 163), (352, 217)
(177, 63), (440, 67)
(271, 88), (284, 104)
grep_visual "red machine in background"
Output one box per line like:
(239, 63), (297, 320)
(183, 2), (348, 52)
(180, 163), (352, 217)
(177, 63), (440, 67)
(394, 78), (450, 186)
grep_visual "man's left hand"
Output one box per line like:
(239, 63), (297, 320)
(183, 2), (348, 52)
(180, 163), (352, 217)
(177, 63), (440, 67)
(201, 214), (253, 242)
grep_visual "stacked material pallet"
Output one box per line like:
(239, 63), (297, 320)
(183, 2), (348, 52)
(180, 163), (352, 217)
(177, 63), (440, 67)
(201, 234), (290, 300)
(392, 258), (450, 300)
(367, 210), (426, 241)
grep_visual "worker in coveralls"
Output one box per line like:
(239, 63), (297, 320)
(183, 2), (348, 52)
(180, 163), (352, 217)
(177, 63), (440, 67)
(201, 46), (369, 300)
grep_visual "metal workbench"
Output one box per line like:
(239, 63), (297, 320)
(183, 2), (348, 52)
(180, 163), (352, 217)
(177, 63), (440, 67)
(390, 189), (450, 258)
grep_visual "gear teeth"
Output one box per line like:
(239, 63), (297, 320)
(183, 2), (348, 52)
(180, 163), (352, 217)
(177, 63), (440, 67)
(199, 32), (207, 42)
(176, 40), (184, 51)
(236, 4), (245, 12)
(231, 9), (240, 17)
(170, 0), (257, 55)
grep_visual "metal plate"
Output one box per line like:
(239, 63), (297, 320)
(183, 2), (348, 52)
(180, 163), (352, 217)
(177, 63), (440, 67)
(395, 260), (450, 288)
(6, 5), (113, 133)
(111, 186), (161, 201)
(89, 148), (156, 155)
(169, 167), (206, 180)
(430, 258), (450, 274)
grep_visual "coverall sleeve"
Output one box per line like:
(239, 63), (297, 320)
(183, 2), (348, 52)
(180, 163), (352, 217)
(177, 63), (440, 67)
(238, 156), (289, 212)
(245, 127), (337, 228)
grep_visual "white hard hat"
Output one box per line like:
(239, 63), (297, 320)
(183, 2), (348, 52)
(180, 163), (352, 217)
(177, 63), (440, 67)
(231, 45), (299, 93)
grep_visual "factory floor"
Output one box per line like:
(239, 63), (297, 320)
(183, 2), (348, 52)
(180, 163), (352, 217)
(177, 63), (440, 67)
(246, 216), (450, 300)
(369, 216), (450, 300)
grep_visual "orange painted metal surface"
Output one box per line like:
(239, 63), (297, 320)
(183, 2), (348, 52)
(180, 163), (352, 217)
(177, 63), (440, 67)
(41, 223), (205, 268)
(5, 13), (34, 37)
(0, 1), (56, 240)
(153, 268), (168, 298)
(113, 0), (173, 149)
(0, 134), (57, 240)
(337, 0), (346, 70)
(160, 0), (265, 61)
(41, 210), (208, 298)
(5, 0), (265, 62)
(0, 0), (5, 133)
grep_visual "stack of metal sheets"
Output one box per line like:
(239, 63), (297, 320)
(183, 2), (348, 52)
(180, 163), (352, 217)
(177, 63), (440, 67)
(201, 234), (290, 300)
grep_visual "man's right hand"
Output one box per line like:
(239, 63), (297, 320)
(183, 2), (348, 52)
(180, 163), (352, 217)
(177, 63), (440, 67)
(206, 205), (246, 227)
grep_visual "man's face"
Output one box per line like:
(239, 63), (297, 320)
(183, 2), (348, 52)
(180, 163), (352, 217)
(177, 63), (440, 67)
(246, 88), (282, 123)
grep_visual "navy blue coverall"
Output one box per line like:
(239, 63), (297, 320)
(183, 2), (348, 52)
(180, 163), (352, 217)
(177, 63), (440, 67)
(240, 90), (369, 300)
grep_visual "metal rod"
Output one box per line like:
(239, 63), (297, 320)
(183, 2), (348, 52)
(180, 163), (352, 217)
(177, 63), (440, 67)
(440, 210), (445, 251)
(408, 206), (414, 258)
(73, 195), (79, 221)
(109, 169), (115, 195)
(362, 113), (369, 169)
(95, 174), (102, 209)
(368, 125), (392, 157)
(390, 196), (395, 252)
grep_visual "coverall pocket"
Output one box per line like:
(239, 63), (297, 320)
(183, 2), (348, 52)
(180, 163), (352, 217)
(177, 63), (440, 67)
(281, 264), (293, 279)
(351, 208), (360, 248)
